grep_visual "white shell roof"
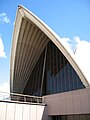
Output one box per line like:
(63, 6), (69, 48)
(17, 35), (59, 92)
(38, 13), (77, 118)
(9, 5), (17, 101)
(10, 5), (89, 93)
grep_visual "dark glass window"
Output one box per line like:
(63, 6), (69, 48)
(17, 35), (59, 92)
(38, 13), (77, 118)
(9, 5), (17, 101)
(23, 41), (85, 96)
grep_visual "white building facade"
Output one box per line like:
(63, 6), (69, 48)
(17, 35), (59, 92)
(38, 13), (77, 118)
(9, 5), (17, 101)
(10, 6), (90, 120)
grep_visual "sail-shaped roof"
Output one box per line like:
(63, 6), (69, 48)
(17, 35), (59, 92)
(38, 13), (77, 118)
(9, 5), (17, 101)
(10, 5), (89, 93)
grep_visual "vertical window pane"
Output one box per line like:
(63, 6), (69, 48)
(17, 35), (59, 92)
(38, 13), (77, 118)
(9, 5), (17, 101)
(23, 41), (85, 96)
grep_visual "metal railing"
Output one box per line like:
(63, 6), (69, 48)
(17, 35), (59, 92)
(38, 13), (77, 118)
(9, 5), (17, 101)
(0, 91), (44, 104)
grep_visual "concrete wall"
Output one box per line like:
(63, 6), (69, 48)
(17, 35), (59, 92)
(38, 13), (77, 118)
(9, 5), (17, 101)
(0, 101), (48, 120)
(44, 88), (90, 115)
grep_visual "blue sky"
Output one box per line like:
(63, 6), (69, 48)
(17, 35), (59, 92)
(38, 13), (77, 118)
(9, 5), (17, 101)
(0, 0), (90, 92)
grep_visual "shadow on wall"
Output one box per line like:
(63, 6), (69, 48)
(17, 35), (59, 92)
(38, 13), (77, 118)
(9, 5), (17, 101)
(42, 105), (48, 120)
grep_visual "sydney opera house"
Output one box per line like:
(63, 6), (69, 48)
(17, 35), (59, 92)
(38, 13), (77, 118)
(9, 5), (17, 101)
(9, 6), (90, 120)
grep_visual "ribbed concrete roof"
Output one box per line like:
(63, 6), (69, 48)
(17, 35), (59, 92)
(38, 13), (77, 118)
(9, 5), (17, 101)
(10, 6), (89, 93)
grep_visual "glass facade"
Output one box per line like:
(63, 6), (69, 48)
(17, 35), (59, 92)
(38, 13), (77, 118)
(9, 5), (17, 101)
(50, 114), (90, 120)
(23, 41), (85, 96)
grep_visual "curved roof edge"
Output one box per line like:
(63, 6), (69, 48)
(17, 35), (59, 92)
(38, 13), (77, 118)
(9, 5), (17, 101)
(10, 5), (89, 92)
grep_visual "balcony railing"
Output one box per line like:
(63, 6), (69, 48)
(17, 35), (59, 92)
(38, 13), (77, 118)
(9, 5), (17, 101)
(0, 91), (44, 104)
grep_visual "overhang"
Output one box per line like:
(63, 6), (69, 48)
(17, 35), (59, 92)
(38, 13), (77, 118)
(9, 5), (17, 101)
(10, 5), (89, 93)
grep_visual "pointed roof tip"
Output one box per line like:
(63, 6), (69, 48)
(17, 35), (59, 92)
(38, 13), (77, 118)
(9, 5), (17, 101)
(18, 5), (23, 9)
